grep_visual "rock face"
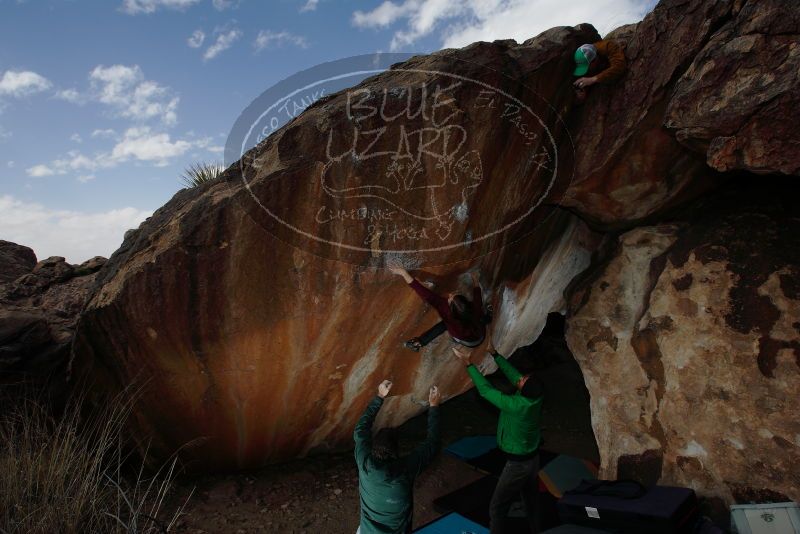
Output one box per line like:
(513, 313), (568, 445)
(71, 0), (798, 495)
(72, 24), (601, 469)
(0, 250), (106, 382)
(666, 0), (800, 175)
(562, 0), (800, 225)
(72, 201), (595, 469)
(566, 180), (800, 503)
(492, 217), (600, 355)
(560, 0), (734, 226)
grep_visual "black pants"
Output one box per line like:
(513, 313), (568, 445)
(489, 455), (540, 534)
(417, 321), (449, 346)
(416, 309), (493, 347)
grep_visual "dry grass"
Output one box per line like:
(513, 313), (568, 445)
(0, 385), (191, 534)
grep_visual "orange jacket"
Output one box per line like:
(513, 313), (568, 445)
(593, 40), (627, 83)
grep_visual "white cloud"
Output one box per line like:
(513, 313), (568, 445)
(54, 88), (84, 103)
(353, 0), (653, 51)
(89, 64), (179, 125)
(0, 125), (10, 141)
(26, 164), (56, 177)
(51, 151), (107, 173)
(0, 194), (152, 263)
(253, 30), (309, 51)
(7, 161), (14, 168)
(204, 28), (242, 60)
(91, 128), (117, 138)
(26, 127), (213, 178)
(77, 174), (96, 183)
(0, 70), (51, 97)
(121, 0), (201, 14)
(110, 126), (193, 164)
(27, 151), (112, 178)
(212, 0), (239, 10)
(70, 133), (83, 143)
(299, 0), (318, 12)
(187, 29), (205, 48)
(353, 0), (416, 28)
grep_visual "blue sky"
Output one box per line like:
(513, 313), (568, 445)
(0, 0), (656, 263)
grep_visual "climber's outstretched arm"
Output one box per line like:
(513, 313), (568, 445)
(388, 262), (449, 314)
(469, 271), (484, 313)
(388, 262), (414, 284)
(404, 386), (441, 476)
(354, 380), (392, 466)
(453, 346), (520, 411)
(486, 332), (523, 385)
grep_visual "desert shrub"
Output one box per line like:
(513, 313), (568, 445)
(180, 162), (225, 188)
(0, 385), (191, 533)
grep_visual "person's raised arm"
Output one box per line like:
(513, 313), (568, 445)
(388, 262), (414, 284)
(452, 346), (518, 411)
(389, 261), (448, 312)
(405, 386), (442, 476)
(470, 271), (484, 312)
(485, 333), (522, 386)
(354, 379), (392, 465)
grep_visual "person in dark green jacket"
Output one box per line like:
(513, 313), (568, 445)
(453, 335), (544, 534)
(354, 379), (441, 534)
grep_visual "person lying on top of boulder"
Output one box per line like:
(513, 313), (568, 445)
(388, 263), (491, 352)
(572, 40), (627, 102)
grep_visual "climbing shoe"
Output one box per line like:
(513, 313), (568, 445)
(404, 338), (422, 352)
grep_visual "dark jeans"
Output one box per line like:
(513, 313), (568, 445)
(417, 321), (448, 346)
(416, 308), (493, 347)
(490, 455), (540, 534)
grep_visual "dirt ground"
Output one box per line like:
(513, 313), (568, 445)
(168, 317), (599, 533)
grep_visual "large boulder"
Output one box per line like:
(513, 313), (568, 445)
(71, 25), (603, 469)
(70, 0), (798, 475)
(565, 179), (800, 503)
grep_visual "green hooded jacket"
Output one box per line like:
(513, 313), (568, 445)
(354, 396), (440, 534)
(466, 353), (543, 456)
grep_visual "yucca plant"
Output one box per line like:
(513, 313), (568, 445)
(180, 161), (224, 188)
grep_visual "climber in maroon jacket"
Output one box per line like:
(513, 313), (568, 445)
(388, 262), (491, 352)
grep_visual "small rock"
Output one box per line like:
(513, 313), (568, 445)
(74, 256), (106, 275)
(33, 256), (74, 282)
(0, 240), (36, 283)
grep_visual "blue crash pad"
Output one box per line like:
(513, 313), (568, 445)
(414, 512), (489, 534)
(444, 435), (497, 461)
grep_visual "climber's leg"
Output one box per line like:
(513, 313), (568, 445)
(405, 321), (448, 351)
